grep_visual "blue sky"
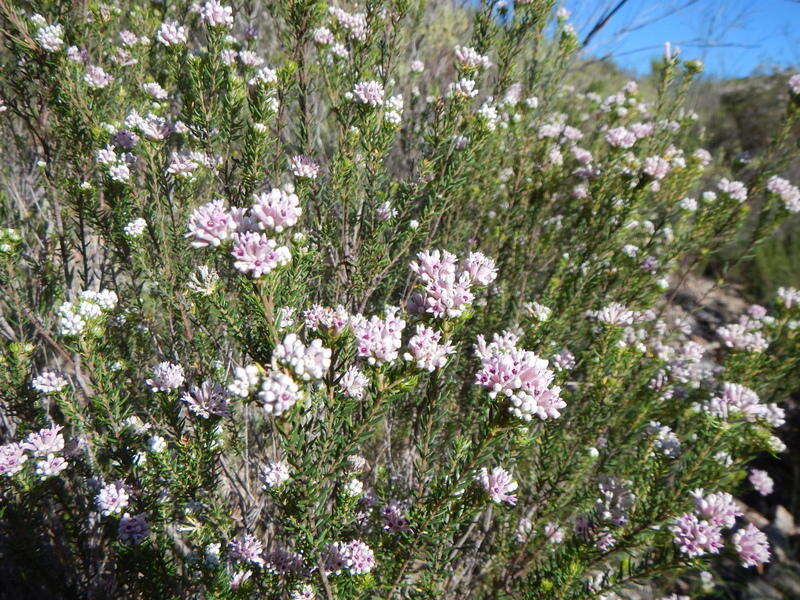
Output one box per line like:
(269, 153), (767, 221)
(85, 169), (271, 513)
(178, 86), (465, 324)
(562, 0), (800, 78)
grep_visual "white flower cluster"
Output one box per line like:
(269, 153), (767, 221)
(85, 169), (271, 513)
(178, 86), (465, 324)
(57, 290), (118, 336)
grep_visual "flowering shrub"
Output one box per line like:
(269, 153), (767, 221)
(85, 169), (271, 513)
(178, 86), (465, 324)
(0, 1), (799, 598)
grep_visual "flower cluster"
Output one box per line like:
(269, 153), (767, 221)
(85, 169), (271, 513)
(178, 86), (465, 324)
(57, 290), (118, 337)
(476, 466), (518, 505)
(409, 250), (496, 318)
(474, 331), (564, 421)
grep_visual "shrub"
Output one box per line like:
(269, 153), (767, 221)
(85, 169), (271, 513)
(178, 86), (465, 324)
(0, 1), (799, 598)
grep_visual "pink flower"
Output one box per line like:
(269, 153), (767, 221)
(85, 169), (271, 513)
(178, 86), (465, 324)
(352, 80), (385, 107)
(691, 489), (742, 528)
(289, 155), (320, 179)
(789, 73), (800, 95)
(146, 361), (185, 392)
(477, 466), (518, 505)
(32, 371), (68, 394)
(258, 371), (301, 415)
(643, 156), (670, 180)
(322, 539), (375, 574)
(351, 307), (406, 364)
(717, 178), (747, 202)
(260, 460), (291, 488)
(96, 481), (130, 516)
(35, 454), (68, 478)
(118, 513), (150, 544)
(671, 512), (723, 557)
(84, 66), (113, 89)
(461, 251), (497, 286)
(181, 381), (230, 418)
(339, 365), (369, 399)
(454, 45), (491, 69)
(705, 382), (764, 422)
(198, 0), (233, 27)
(156, 21), (187, 46)
(544, 522), (565, 545)
(515, 517), (533, 542)
(304, 304), (351, 334)
(329, 7), (367, 41)
(404, 324), (455, 371)
(264, 547), (305, 576)
(380, 500), (411, 533)
(313, 27), (334, 45)
(591, 302), (635, 326)
(345, 540), (375, 574)
(748, 469), (773, 496)
(0, 443), (27, 476)
(231, 232), (291, 277)
(630, 122), (655, 138)
(717, 320), (768, 353)
(22, 425), (65, 457)
(766, 175), (800, 212)
(605, 126), (636, 148)
(229, 533), (265, 566)
(273, 333), (332, 380)
(250, 186), (301, 232)
(186, 199), (237, 248)
(475, 331), (564, 421)
(732, 523), (770, 567)
(409, 249), (476, 318)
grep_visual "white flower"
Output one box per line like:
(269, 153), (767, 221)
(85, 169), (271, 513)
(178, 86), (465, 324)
(343, 478), (364, 497)
(124, 218), (147, 237)
(32, 371), (68, 394)
(36, 23), (64, 52)
(147, 435), (167, 453)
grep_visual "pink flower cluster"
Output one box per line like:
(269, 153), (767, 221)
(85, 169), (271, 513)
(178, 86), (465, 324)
(605, 126), (637, 149)
(474, 330), (564, 421)
(118, 513), (150, 545)
(704, 382), (783, 426)
(1, 424), (68, 479)
(229, 533), (265, 566)
(181, 381), (230, 418)
(251, 185), (302, 232)
(289, 155), (320, 179)
(197, 0), (233, 28)
(351, 306), (406, 364)
(671, 512), (724, 557)
(748, 468), (774, 496)
(691, 489), (742, 528)
(409, 249), (496, 319)
(717, 178), (748, 202)
(672, 487), (765, 563)
(258, 371), (302, 416)
(404, 324), (455, 371)
(146, 361), (185, 392)
(231, 232), (291, 277)
(454, 45), (491, 69)
(339, 365), (369, 399)
(322, 540), (375, 575)
(304, 304), (351, 335)
(185, 199), (237, 248)
(352, 80), (385, 107)
(96, 481), (130, 516)
(186, 189), (298, 278)
(717, 310), (769, 353)
(328, 6), (367, 41)
(476, 466), (518, 505)
(732, 523), (771, 567)
(766, 175), (800, 212)
(273, 333), (332, 381)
